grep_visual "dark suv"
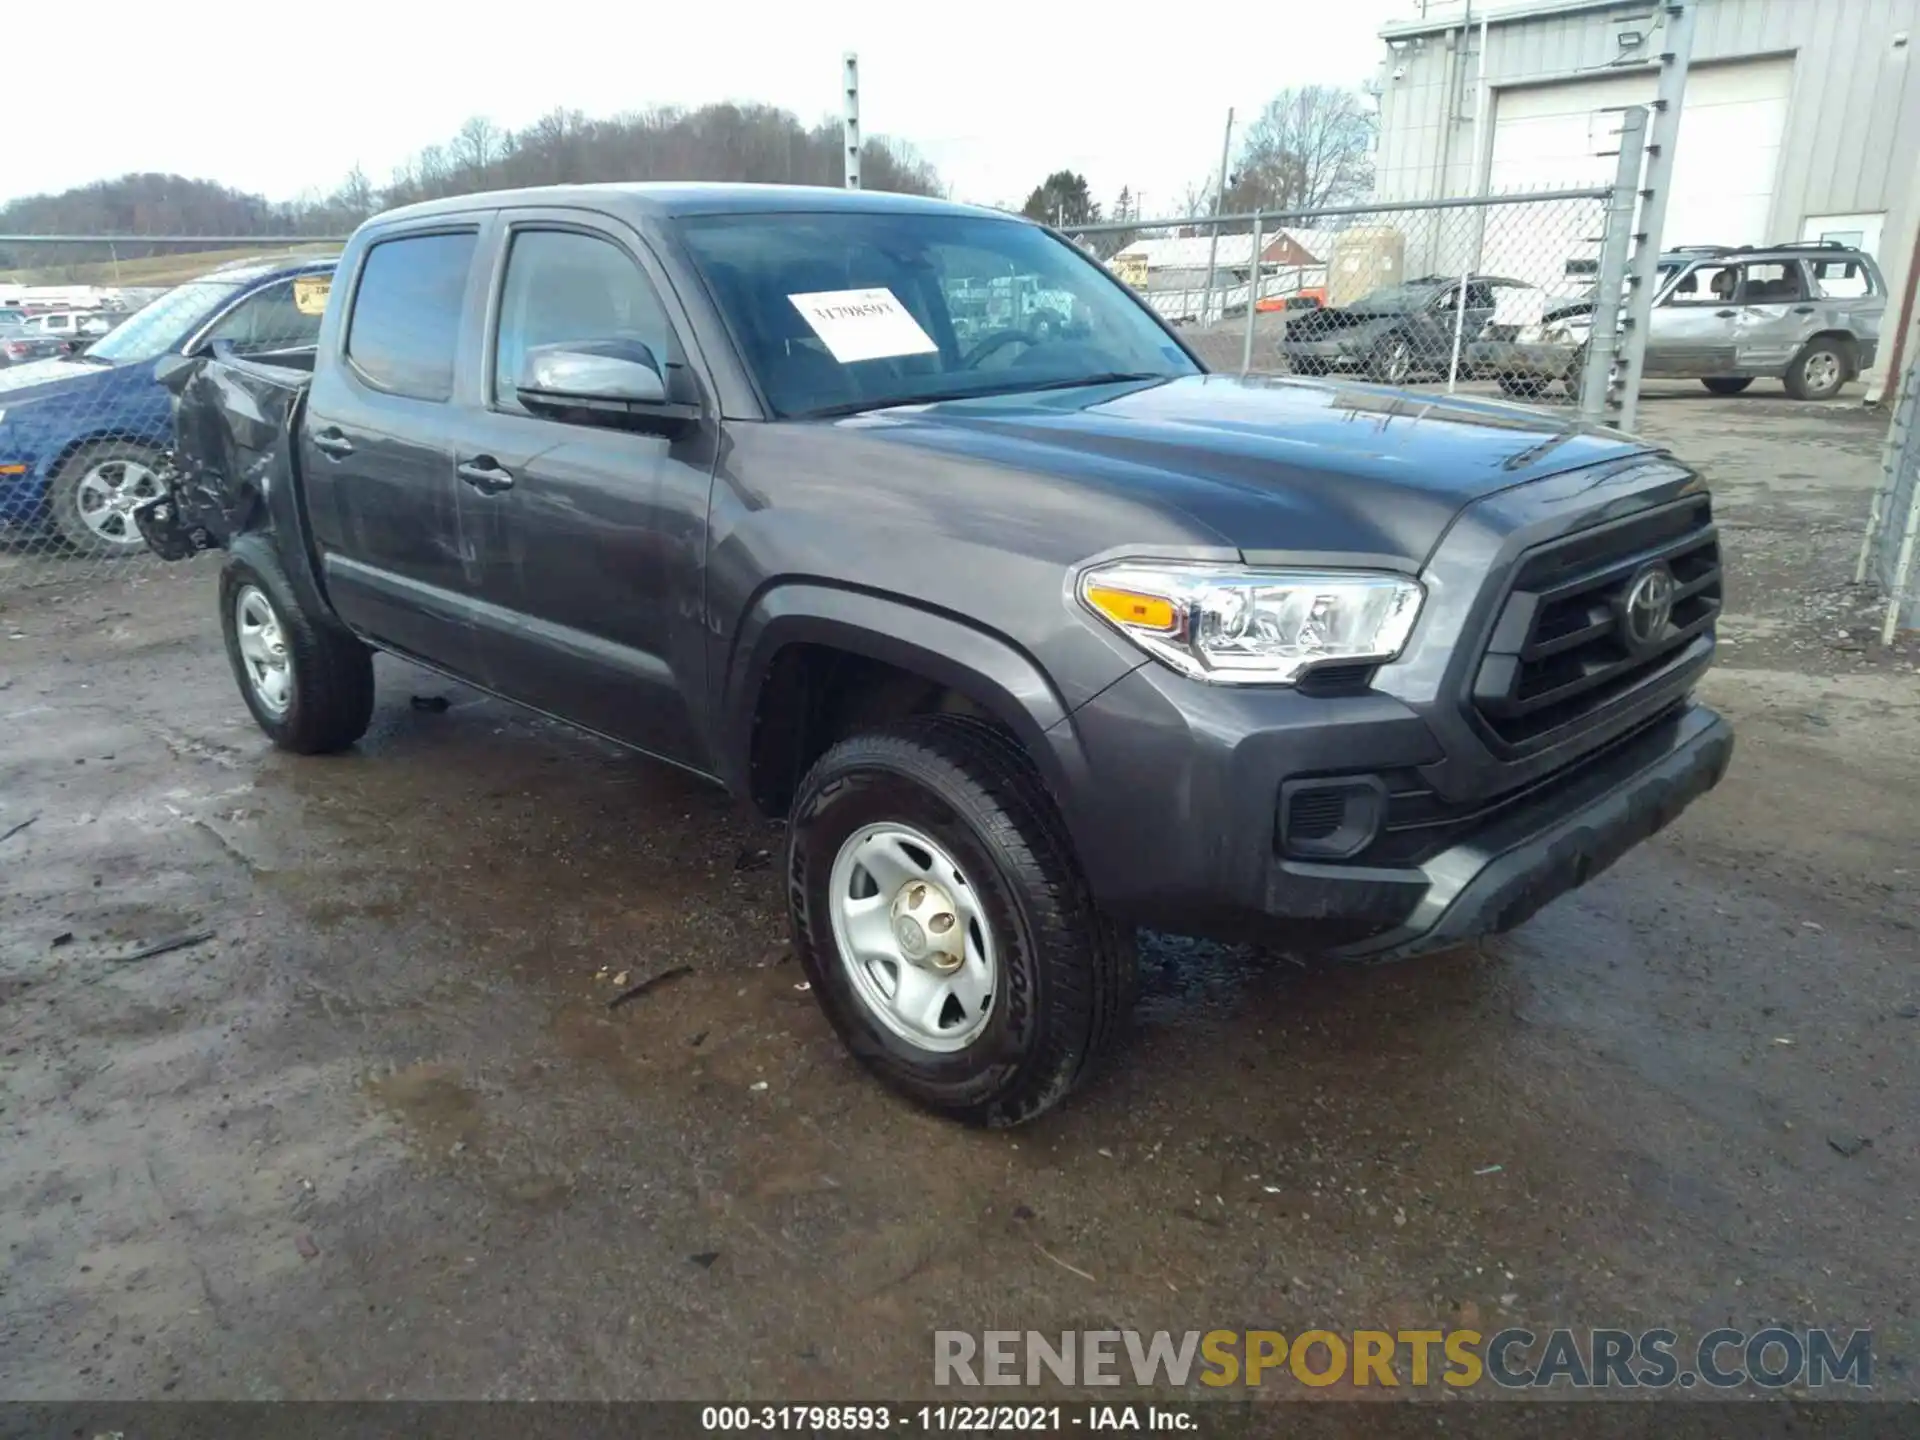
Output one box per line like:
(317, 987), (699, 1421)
(137, 183), (1734, 1125)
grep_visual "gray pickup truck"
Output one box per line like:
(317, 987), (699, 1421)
(137, 183), (1734, 1125)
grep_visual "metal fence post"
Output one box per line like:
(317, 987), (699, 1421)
(842, 53), (861, 190)
(1201, 108), (1234, 327)
(1580, 106), (1648, 424)
(1242, 208), (1262, 375)
(1616, 0), (1697, 432)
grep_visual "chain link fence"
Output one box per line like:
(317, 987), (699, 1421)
(1, 236), (342, 592)
(1064, 184), (1630, 416)
(1858, 358), (1920, 642)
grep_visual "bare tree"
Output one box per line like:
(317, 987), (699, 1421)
(1226, 85), (1376, 214)
(449, 116), (503, 176)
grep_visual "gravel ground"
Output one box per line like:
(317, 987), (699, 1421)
(0, 388), (1915, 1407)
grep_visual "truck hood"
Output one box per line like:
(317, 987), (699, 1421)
(0, 355), (123, 404)
(851, 373), (1660, 565)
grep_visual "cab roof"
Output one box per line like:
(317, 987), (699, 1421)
(366, 182), (1013, 229)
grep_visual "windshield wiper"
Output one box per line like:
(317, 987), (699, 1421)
(797, 372), (1172, 420)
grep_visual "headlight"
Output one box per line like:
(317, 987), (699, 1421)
(1079, 562), (1424, 685)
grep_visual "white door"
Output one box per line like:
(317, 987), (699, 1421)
(1484, 58), (1794, 288)
(1801, 212), (1885, 261)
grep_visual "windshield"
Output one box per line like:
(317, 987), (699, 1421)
(675, 210), (1198, 418)
(84, 279), (243, 364)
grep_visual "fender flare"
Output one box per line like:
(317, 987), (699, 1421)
(719, 582), (1092, 813)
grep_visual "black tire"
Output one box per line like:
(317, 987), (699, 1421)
(1701, 377), (1753, 395)
(218, 548), (374, 754)
(47, 440), (166, 556)
(787, 715), (1137, 1127)
(1290, 356), (1330, 377)
(1367, 333), (1416, 386)
(1783, 339), (1851, 401)
(1497, 373), (1547, 399)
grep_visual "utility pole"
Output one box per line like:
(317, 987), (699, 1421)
(1616, 0), (1696, 431)
(1200, 107), (1234, 327)
(1580, 105), (1650, 422)
(843, 53), (861, 190)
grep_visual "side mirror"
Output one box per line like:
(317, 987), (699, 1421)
(154, 352), (200, 395)
(516, 340), (698, 437)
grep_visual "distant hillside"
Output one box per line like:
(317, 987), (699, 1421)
(0, 101), (942, 281)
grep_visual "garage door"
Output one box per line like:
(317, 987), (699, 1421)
(1485, 58), (1793, 283)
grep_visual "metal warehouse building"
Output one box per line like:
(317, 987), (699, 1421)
(1373, 0), (1920, 386)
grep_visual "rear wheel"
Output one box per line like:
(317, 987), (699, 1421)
(219, 547), (374, 753)
(48, 441), (165, 556)
(1290, 356), (1330, 377)
(1784, 340), (1850, 401)
(1701, 377), (1753, 395)
(1497, 374), (1548, 399)
(787, 715), (1136, 1126)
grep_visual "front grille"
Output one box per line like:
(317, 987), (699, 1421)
(1286, 789), (1348, 841)
(1471, 497), (1719, 751)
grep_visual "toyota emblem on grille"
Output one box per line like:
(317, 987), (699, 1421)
(1621, 563), (1676, 650)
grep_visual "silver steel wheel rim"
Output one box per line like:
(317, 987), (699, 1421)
(75, 458), (160, 546)
(1386, 340), (1411, 382)
(1806, 352), (1841, 392)
(233, 585), (293, 715)
(827, 822), (997, 1053)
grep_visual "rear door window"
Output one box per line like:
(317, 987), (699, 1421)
(1737, 262), (1807, 304)
(345, 231), (478, 401)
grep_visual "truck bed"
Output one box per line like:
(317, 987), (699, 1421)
(138, 348), (314, 557)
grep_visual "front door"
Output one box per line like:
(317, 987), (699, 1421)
(1645, 260), (1741, 376)
(301, 227), (488, 679)
(453, 215), (718, 770)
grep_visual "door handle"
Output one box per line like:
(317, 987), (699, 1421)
(311, 429), (354, 458)
(1792, 305), (1816, 315)
(1714, 309), (1738, 318)
(456, 457), (515, 494)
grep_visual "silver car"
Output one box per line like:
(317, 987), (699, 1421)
(1507, 242), (1885, 403)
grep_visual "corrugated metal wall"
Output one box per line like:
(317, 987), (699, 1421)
(1375, 0), (1920, 242)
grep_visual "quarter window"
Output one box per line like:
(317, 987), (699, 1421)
(345, 231), (478, 402)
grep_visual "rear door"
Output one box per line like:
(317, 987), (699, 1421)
(1732, 259), (1817, 372)
(301, 223), (489, 678)
(450, 210), (719, 770)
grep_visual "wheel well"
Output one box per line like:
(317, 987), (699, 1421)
(46, 431), (163, 483)
(746, 643), (999, 815)
(1799, 331), (1859, 368)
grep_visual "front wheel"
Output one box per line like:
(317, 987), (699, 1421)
(1497, 373), (1548, 398)
(48, 441), (166, 556)
(787, 716), (1136, 1126)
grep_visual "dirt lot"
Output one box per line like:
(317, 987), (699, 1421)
(1, 389), (1916, 1406)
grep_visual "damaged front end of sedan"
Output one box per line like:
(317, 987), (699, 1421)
(134, 349), (312, 560)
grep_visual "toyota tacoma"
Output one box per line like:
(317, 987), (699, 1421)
(136, 183), (1734, 1126)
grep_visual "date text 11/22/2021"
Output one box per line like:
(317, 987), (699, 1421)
(700, 1405), (1195, 1432)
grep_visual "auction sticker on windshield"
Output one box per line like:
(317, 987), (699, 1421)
(294, 275), (332, 316)
(788, 288), (937, 364)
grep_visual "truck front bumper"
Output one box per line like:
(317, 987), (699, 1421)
(1053, 666), (1733, 960)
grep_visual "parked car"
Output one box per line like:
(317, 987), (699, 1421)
(137, 184), (1732, 1126)
(1278, 276), (1517, 383)
(0, 257), (335, 554)
(1496, 242), (1886, 402)
(0, 311), (65, 369)
(27, 309), (117, 352)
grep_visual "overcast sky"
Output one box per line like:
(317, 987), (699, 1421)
(12, 0), (1412, 214)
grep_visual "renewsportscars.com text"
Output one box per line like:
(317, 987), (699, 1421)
(934, 1327), (1872, 1391)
